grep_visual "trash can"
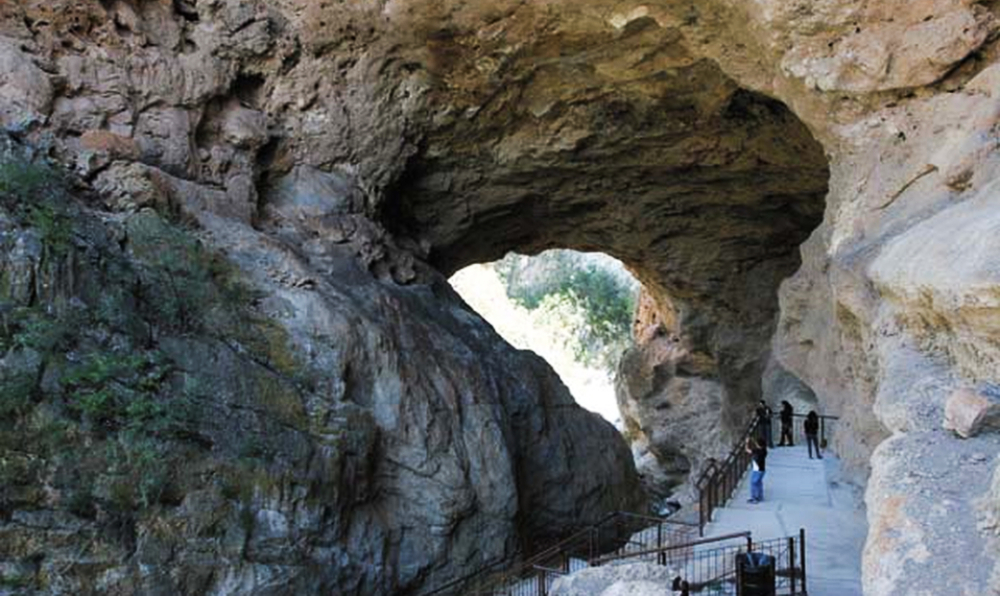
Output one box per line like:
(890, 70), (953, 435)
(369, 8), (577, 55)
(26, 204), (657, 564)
(736, 552), (776, 596)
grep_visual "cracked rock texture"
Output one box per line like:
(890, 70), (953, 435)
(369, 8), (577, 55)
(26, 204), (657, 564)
(1, 0), (1000, 594)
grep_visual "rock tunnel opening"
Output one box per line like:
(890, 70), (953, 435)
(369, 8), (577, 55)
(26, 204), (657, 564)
(382, 75), (833, 506)
(449, 249), (641, 426)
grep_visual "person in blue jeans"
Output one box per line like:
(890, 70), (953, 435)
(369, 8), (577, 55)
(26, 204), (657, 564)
(745, 437), (767, 503)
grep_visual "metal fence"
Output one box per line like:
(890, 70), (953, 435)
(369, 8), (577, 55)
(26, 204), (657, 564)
(768, 413), (836, 449)
(590, 529), (809, 596)
(420, 512), (698, 596)
(697, 413), (838, 535)
(695, 416), (762, 536)
(423, 406), (834, 595)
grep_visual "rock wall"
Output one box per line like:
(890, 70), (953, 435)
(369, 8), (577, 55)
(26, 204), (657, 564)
(0, 1), (647, 592)
(616, 290), (727, 503)
(0, 134), (644, 595)
(2, 0), (1000, 594)
(695, 2), (1000, 594)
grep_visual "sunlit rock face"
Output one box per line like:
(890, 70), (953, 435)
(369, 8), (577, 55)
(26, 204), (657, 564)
(2, 0), (1000, 594)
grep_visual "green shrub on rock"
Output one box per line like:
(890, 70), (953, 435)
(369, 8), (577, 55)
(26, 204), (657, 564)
(0, 149), (321, 574)
(0, 158), (74, 256)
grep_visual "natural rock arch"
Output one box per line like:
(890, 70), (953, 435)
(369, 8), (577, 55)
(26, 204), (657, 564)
(1, 0), (999, 595)
(381, 54), (831, 470)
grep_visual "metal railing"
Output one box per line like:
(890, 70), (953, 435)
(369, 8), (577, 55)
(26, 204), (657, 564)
(420, 511), (698, 596)
(424, 405), (832, 594)
(695, 416), (762, 536)
(589, 528), (809, 596)
(697, 412), (838, 535)
(773, 413), (836, 448)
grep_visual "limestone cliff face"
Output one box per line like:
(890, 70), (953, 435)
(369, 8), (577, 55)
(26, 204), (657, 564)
(2, 0), (1000, 594)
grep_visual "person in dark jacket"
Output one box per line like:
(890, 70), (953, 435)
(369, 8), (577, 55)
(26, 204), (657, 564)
(745, 437), (767, 503)
(755, 400), (774, 448)
(778, 400), (794, 446)
(805, 411), (823, 459)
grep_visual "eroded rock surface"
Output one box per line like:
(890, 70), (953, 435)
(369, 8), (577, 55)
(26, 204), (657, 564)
(1, 0), (1000, 594)
(550, 562), (681, 596)
(616, 290), (727, 502)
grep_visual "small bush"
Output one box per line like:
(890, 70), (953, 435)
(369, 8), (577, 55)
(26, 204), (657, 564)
(6, 306), (82, 354)
(495, 250), (638, 372)
(0, 159), (74, 255)
(125, 211), (266, 337)
(0, 573), (34, 589)
(0, 159), (56, 201)
(104, 437), (172, 510)
(64, 350), (185, 438)
(27, 203), (72, 254)
(0, 371), (36, 418)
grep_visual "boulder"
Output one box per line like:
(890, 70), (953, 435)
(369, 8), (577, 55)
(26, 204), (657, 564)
(944, 387), (1000, 439)
(0, 39), (52, 129)
(265, 165), (363, 221)
(221, 105), (269, 150)
(550, 562), (681, 596)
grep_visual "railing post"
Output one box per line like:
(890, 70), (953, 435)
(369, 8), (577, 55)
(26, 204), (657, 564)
(538, 568), (546, 596)
(732, 459), (737, 499)
(821, 417), (827, 446)
(699, 490), (705, 537)
(707, 479), (714, 525)
(657, 528), (664, 565)
(800, 528), (807, 595)
(715, 475), (720, 519)
(789, 536), (797, 595)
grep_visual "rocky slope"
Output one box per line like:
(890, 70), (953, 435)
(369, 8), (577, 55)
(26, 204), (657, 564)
(2, 0), (1000, 594)
(0, 122), (642, 596)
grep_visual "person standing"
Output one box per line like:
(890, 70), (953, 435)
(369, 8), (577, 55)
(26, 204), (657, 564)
(805, 411), (823, 459)
(756, 400), (774, 448)
(755, 400), (773, 447)
(778, 400), (794, 446)
(746, 437), (767, 503)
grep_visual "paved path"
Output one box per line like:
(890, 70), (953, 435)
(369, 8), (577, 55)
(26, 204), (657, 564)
(701, 445), (867, 596)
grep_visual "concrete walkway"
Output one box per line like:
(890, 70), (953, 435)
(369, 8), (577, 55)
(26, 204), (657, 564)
(702, 445), (867, 596)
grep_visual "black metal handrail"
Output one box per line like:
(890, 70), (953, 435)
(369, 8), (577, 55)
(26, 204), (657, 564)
(590, 528), (809, 596)
(696, 415), (762, 536)
(589, 530), (752, 566)
(779, 412), (837, 447)
(423, 405), (832, 594)
(419, 511), (698, 596)
(697, 411), (838, 535)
